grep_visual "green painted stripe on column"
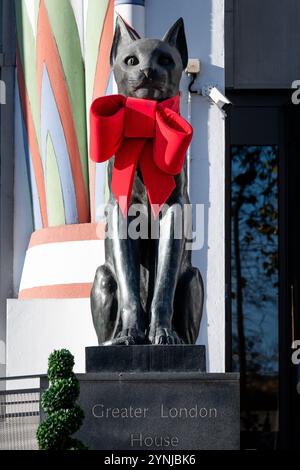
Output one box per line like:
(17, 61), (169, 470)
(15, 0), (41, 151)
(45, 132), (66, 227)
(45, 0), (89, 196)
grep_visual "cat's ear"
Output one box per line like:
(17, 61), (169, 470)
(110, 15), (140, 66)
(162, 17), (188, 69)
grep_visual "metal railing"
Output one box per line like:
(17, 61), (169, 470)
(0, 375), (43, 450)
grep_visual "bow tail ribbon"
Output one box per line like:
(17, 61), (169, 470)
(111, 139), (145, 217)
(139, 142), (176, 218)
(112, 140), (176, 218)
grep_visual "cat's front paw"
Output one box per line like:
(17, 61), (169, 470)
(148, 327), (184, 345)
(103, 328), (146, 345)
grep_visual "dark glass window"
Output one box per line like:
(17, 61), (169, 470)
(231, 145), (279, 449)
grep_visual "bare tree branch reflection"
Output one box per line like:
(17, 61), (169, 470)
(231, 146), (278, 441)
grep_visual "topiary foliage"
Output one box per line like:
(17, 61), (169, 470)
(37, 349), (88, 450)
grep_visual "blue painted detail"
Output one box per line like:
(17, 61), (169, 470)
(106, 70), (114, 96)
(115, 0), (145, 6)
(41, 65), (77, 224)
(15, 80), (42, 230)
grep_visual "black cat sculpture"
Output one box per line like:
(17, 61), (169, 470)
(91, 16), (204, 345)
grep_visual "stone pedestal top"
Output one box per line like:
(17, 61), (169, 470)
(86, 345), (206, 373)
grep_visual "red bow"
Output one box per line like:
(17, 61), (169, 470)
(90, 94), (192, 218)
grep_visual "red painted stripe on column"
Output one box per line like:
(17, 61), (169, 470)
(28, 222), (106, 248)
(19, 283), (93, 299)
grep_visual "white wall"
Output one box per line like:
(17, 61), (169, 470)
(6, 299), (97, 376)
(146, 0), (225, 372)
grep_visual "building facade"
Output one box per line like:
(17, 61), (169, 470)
(0, 0), (299, 449)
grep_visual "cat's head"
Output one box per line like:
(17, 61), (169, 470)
(110, 16), (188, 101)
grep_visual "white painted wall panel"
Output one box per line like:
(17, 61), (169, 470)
(7, 298), (97, 376)
(20, 240), (104, 290)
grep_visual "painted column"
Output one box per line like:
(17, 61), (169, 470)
(15, 0), (89, 229)
(14, 0), (114, 297)
(15, 0), (114, 229)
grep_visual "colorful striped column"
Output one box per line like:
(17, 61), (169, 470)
(15, 0), (114, 298)
(15, 0), (114, 229)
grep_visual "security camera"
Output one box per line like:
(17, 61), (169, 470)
(202, 85), (232, 115)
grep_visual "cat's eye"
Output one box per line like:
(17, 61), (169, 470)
(125, 56), (139, 66)
(158, 55), (174, 66)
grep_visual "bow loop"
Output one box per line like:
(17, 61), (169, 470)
(90, 95), (126, 162)
(154, 107), (193, 175)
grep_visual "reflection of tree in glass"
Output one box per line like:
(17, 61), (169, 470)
(231, 146), (278, 398)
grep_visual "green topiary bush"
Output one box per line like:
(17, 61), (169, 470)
(37, 349), (88, 450)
